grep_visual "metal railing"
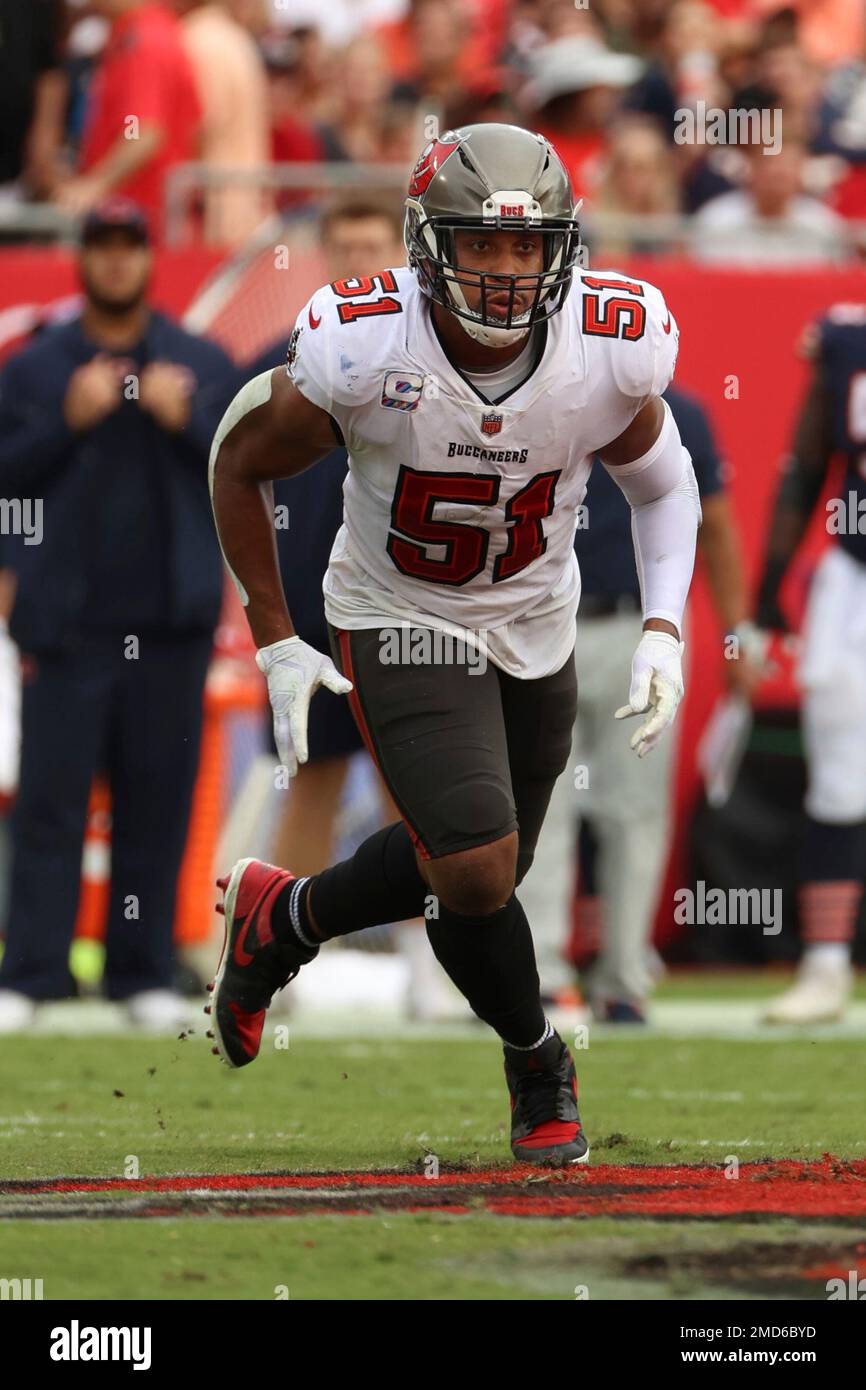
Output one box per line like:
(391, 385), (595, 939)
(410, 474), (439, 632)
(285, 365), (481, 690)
(164, 161), (412, 246)
(1, 162), (865, 262)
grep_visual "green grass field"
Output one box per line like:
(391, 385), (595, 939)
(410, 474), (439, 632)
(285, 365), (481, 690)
(1, 971), (864, 1300)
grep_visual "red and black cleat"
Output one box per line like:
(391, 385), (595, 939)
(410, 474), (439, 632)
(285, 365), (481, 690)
(208, 858), (318, 1068)
(504, 1032), (589, 1167)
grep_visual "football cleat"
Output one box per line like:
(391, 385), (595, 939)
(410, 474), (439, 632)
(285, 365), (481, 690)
(504, 1032), (589, 1166)
(763, 958), (852, 1025)
(209, 857), (318, 1068)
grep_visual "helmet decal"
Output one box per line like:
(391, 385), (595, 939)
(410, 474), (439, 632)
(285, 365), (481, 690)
(408, 135), (465, 199)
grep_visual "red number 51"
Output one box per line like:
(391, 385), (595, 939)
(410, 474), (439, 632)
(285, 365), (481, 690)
(388, 466), (561, 586)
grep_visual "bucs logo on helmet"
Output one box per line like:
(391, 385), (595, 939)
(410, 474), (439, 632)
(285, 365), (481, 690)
(404, 124), (582, 351)
(408, 135), (464, 199)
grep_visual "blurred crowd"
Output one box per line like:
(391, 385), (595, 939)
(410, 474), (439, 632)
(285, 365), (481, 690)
(5, 0), (866, 258)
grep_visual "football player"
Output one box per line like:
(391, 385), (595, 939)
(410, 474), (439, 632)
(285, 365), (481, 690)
(758, 306), (866, 1023)
(206, 125), (700, 1166)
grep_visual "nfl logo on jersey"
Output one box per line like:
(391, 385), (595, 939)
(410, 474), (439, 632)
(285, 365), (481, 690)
(481, 412), (503, 436)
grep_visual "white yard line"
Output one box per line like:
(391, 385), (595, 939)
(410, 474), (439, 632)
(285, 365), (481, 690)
(8, 997), (866, 1041)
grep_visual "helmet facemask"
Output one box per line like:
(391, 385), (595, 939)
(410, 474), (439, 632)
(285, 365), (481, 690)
(405, 194), (583, 349)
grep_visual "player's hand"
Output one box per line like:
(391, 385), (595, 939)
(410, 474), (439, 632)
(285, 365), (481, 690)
(615, 630), (685, 758)
(63, 354), (124, 432)
(139, 361), (195, 433)
(256, 635), (353, 779)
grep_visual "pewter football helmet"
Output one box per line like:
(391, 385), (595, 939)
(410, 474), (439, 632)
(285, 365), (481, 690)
(404, 123), (582, 347)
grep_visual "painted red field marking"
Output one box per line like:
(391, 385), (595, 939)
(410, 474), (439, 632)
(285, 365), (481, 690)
(2, 1156), (865, 1221)
(3, 1156), (866, 1196)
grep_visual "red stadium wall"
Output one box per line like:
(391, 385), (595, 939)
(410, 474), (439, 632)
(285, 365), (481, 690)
(3, 249), (866, 945)
(0, 246), (223, 362)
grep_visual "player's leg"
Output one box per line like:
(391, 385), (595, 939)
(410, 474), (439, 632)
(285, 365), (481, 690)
(765, 550), (866, 1023)
(210, 627), (587, 1160)
(0, 641), (111, 1025)
(514, 613), (610, 1003)
(375, 782), (460, 1021)
(323, 626), (549, 1052)
(208, 625), (483, 1068)
(491, 648), (588, 1162)
(509, 711), (580, 1003)
(103, 634), (211, 1023)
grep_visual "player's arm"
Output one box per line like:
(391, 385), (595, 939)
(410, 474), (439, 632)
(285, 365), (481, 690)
(209, 367), (337, 645)
(599, 396), (698, 641)
(754, 363), (834, 630)
(209, 367), (352, 775)
(598, 395), (701, 755)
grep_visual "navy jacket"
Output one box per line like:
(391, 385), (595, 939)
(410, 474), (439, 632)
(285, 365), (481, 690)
(0, 311), (239, 652)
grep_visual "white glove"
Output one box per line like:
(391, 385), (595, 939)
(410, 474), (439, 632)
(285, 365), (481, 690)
(614, 630), (685, 759)
(256, 635), (353, 778)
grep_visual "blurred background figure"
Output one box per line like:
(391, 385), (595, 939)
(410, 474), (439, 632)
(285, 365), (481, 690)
(324, 33), (416, 166)
(0, 199), (237, 1032)
(0, 567), (18, 942)
(591, 113), (682, 259)
(245, 198), (459, 1021)
(57, 0), (202, 235)
(0, 0), (66, 213)
(756, 307), (866, 1024)
(692, 139), (850, 264)
(177, 0), (272, 247)
(519, 384), (759, 1022)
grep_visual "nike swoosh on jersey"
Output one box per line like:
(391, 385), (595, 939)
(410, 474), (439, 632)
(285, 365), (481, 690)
(309, 305), (322, 329)
(662, 313), (672, 334)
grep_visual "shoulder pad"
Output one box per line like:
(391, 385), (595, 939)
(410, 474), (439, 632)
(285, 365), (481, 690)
(287, 269), (411, 415)
(577, 271), (679, 400)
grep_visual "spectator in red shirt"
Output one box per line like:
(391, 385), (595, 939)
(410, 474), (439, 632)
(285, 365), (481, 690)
(57, 2), (202, 237)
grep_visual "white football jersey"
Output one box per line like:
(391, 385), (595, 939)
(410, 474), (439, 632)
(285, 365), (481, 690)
(287, 266), (678, 678)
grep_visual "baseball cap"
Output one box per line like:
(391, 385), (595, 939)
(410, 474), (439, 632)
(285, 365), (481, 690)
(81, 197), (150, 245)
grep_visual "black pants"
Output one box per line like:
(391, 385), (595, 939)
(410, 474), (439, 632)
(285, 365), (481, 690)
(328, 624), (577, 879)
(0, 632), (211, 1000)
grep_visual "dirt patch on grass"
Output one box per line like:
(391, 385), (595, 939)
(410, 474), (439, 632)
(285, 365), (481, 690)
(624, 1238), (866, 1298)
